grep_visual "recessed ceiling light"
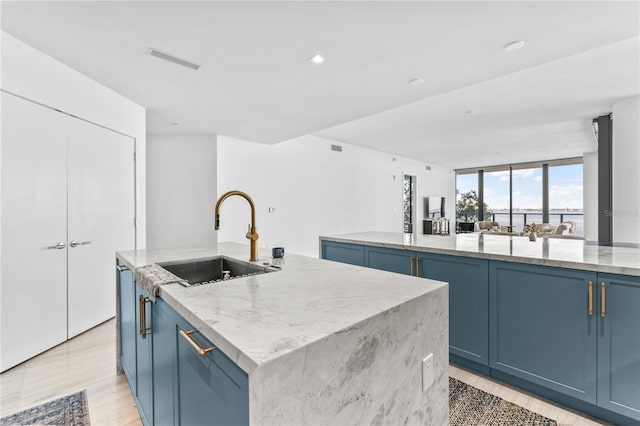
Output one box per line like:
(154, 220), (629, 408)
(308, 54), (325, 64)
(504, 40), (525, 52)
(148, 48), (201, 70)
(409, 78), (424, 87)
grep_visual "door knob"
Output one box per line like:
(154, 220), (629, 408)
(47, 242), (66, 250)
(69, 240), (92, 248)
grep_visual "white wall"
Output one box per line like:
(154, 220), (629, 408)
(0, 31), (147, 247)
(612, 96), (640, 245)
(582, 152), (598, 241)
(217, 135), (455, 258)
(146, 135), (218, 249)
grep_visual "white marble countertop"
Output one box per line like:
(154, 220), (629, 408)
(320, 231), (640, 276)
(116, 242), (446, 374)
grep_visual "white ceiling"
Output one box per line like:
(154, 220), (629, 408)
(2, 1), (638, 169)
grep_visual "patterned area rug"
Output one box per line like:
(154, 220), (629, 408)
(450, 377), (557, 425)
(0, 390), (90, 426)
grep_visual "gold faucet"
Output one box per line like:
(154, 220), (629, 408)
(214, 190), (259, 261)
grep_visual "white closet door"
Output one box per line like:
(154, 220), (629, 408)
(1, 93), (68, 371)
(66, 118), (134, 338)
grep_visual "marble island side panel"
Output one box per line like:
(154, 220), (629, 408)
(249, 286), (449, 426)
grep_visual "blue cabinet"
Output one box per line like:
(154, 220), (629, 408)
(135, 286), (153, 425)
(596, 273), (640, 421)
(365, 246), (414, 275)
(489, 261), (597, 403)
(118, 263), (137, 395)
(174, 315), (249, 426)
(321, 241), (365, 266)
(152, 298), (176, 426)
(118, 262), (154, 425)
(419, 253), (489, 366)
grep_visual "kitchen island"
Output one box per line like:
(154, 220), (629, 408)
(116, 243), (448, 425)
(320, 231), (640, 425)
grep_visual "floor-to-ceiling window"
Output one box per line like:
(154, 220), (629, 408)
(403, 175), (415, 233)
(484, 166), (511, 227)
(456, 158), (583, 235)
(511, 164), (543, 232)
(455, 171), (479, 231)
(549, 161), (584, 235)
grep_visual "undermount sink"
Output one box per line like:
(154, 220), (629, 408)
(158, 256), (277, 287)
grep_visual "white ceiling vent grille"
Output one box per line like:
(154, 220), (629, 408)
(331, 144), (343, 152)
(148, 48), (201, 70)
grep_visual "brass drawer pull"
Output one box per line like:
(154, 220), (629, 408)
(179, 330), (214, 357)
(601, 282), (606, 318)
(588, 281), (593, 316)
(410, 257), (414, 276)
(139, 295), (152, 337)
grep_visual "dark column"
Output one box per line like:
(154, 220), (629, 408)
(597, 115), (612, 244)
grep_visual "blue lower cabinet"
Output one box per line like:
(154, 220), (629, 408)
(489, 261), (597, 403)
(365, 246), (414, 275)
(321, 241), (365, 266)
(419, 253), (489, 365)
(152, 299), (176, 426)
(118, 263), (137, 395)
(174, 315), (249, 426)
(596, 273), (640, 421)
(135, 286), (154, 426)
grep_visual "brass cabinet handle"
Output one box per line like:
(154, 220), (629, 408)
(139, 295), (152, 337)
(415, 257), (420, 277)
(179, 330), (214, 357)
(410, 257), (414, 276)
(588, 281), (593, 316)
(601, 282), (606, 318)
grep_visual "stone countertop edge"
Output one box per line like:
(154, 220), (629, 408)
(319, 232), (640, 277)
(116, 243), (447, 375)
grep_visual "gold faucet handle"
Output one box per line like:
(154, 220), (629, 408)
(246, 224), (259, 240)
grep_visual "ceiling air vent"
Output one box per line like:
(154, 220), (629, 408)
(331, 144), (343, 152)
(148, 48), (201, 70)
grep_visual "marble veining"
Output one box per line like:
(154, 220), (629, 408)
(320, 231), (640, 276)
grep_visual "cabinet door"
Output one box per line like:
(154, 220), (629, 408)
(597, 273), (640, 420)
(67, 118), (135, 337)
(489, 262), (597, 403)
(118, 264), (137, 394)
(365, 246), (414, 275)
(419, 253), (489, 365)
(135, 286), (153, 426)
(152, 299), (177, 426)
(321, 241), (365, 266)
(1, 93), (68, 371)
(175, 316), (249, 426)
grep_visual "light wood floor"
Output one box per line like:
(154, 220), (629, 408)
(1, 320), (609, 426)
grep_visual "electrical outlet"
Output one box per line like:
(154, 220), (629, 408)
(422, 353), (434, 391)
(268, 207), (276, 213)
